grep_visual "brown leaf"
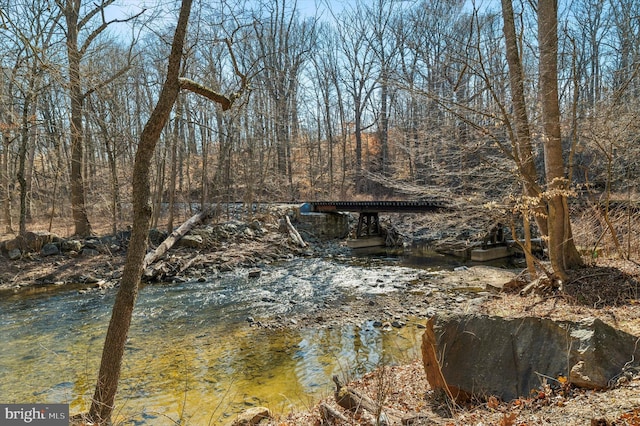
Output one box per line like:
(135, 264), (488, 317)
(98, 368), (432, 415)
(487, 395), (500, 409)
(499, 412), (517, 426)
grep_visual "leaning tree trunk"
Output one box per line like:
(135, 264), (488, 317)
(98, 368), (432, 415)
(87, 1), (193, 422)
(537, 0), (583, 280)
(87, 1), (244, 422)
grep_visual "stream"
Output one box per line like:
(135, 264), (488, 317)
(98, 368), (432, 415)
(0, 254), (465, 425)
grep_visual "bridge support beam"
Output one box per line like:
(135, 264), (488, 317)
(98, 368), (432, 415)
(356, 212), (380, 238)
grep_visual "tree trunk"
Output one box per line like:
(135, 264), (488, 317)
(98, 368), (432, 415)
(151, 137), (167, 229)
(2, 133), (13, 233)
(17, 109), (28, 235)
(89, 97), (122, 235)
(17, 82), (35, 235)
(379, 71), (390, 176)
(88, 1), (193, 422)
(25, 100), (37, 222)
(537, 0), (583, 280)
(167, 101), (181, 233)
(200, 112), (210, 207)
(354, 112), (364, 192)
(63, 1), (92, 237)
(500, 0), (549, 238)
(87, 1), (244, 421)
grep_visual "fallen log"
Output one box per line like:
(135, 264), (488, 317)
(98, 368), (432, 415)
(333, 375), (379, 414)
(284, 215), (306, 247)
(143, 210), (209, 274)
(143, 254), (207, 282)
(332, 375), (397, 425)
(318, 402), (348, 424)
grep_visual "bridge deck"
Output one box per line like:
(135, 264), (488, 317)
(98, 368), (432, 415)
(308, 200), (448, 213)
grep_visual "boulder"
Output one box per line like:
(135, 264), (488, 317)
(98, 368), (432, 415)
(4, 231), (60, 253)
(421, 314), (640, 402)
(148, 228), (168, 246)
(7, 248), (21, 260)
(228, 407), (271, 426)
(3, 238), (20, 252)
(41, 243), (60, 256)
(177, 234), (204, 249)
(62, 240), (83, 253)
(81, 248), (100, 257)
(24, 231), (60, 251)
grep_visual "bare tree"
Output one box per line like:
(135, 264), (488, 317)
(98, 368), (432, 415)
(55, 0), (142, 237)
(253, 0), (316, 198)
(311, 23), (342, 195)
(88, 0), (246, 422)
(336, 3), (377, 192)
(538, 0), (583, 279)
(0, 0), (62, 234)
(363, 0), (400, 178)
(0, 63), (17, 234)
(500, 0), (547, 275)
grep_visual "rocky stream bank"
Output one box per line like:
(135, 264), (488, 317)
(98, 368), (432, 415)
(1, 205), (640, 425)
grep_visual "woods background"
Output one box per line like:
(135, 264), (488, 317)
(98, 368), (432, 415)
(0, 0), (638, 240)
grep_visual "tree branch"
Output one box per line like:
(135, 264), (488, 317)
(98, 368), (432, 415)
(178, 78), (236, 110)
(179, 36), (251, 111)
(79, 8), (146, 57)
(83, 63), (132, 99)
(78, 0), (117, 30)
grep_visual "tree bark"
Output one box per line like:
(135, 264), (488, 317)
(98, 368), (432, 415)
(537, 0), (583, 280)
(61, 0), (92, 237)
(17, 87), (32, 235)
(88, 1), (245, 422)
(88, 1), (193, 422)
(1, 133), (13, 233)
(500, 0), (548, 238)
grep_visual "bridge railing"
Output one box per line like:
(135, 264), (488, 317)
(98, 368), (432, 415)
(307, 200), (449, 213)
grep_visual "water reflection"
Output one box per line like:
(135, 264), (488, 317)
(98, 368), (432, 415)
(0, 258), (425, 425)
(352, 243), (520, 269)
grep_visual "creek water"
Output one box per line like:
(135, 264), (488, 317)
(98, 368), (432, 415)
(0, 255), (449, 425)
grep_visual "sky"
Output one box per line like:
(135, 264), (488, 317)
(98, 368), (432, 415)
(103, 0), (500, 38)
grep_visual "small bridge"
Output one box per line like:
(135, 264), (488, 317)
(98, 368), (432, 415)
(305, 200), (448, 239)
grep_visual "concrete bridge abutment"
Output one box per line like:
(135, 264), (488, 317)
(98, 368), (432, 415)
(294, 204), (350, 240)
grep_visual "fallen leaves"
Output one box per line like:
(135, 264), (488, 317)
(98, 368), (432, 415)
(499, 412), (518, 426)
(617, 408), (640, 425)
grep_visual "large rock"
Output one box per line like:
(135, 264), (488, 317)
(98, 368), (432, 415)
(40, 243), (60, 256)
(177, 234), (204, 248)
(4, 231), (61, 253)
(7, 248), (21, 260)
(148, 228), (168, 246)
(61, 239), (83, 253)
(421, 314), (640, 402)
(228, 407), (271, 426)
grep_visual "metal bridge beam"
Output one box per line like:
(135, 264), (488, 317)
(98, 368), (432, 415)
(355, 212), (380, 237)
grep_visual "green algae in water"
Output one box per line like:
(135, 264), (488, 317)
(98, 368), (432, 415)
(0, 259), (426, 425)
(0, 318), (422, 425)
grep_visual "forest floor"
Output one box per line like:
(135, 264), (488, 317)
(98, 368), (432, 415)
(1, 207), (640, 425)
